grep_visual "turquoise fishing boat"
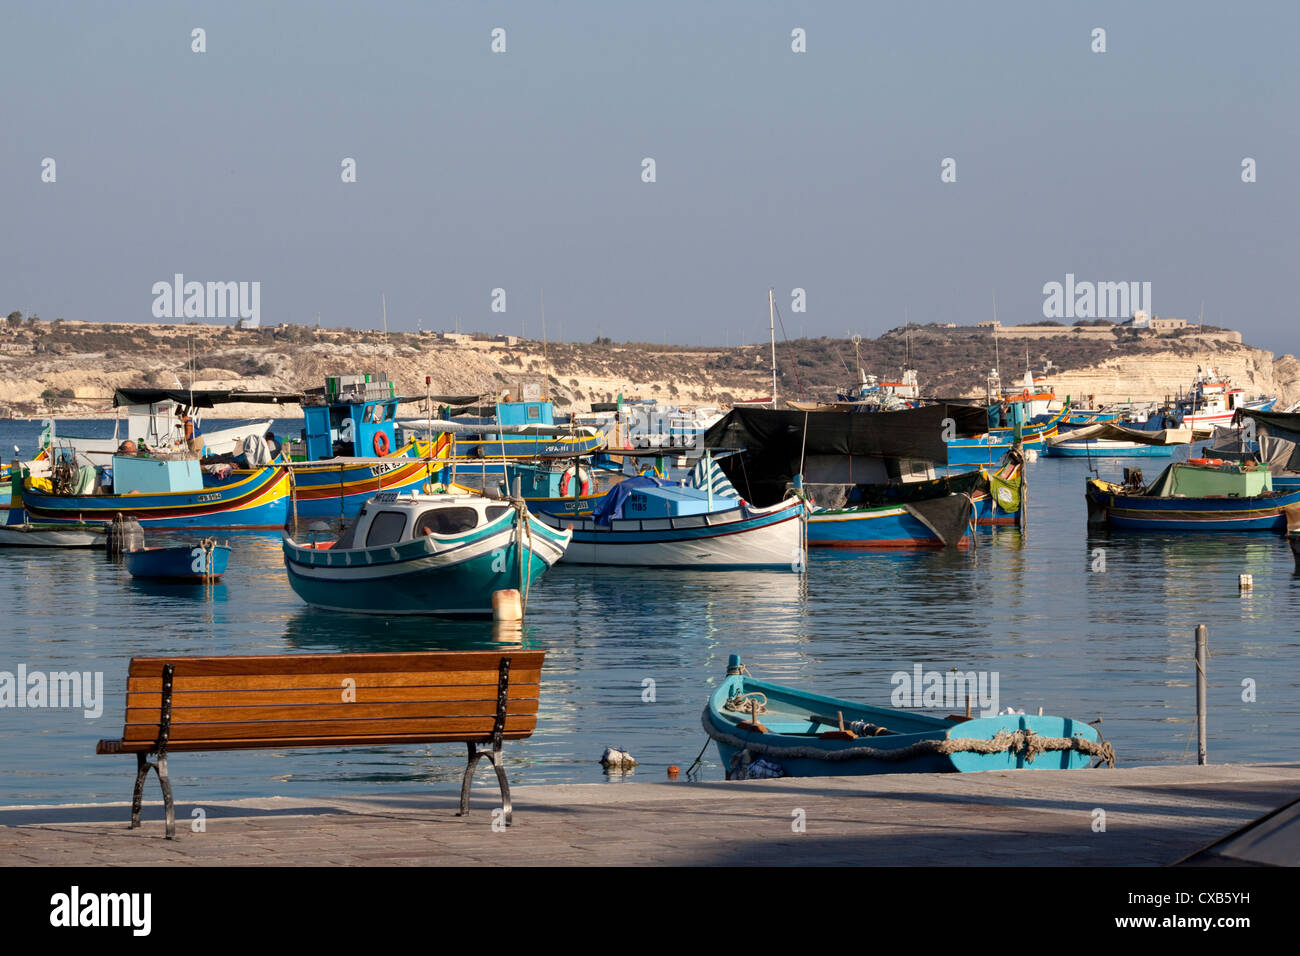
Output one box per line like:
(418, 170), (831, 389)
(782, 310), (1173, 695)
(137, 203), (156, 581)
(282, 491), (571, 618)
(703, 655), (1113, 778)
(1086, 460), (1300, 532)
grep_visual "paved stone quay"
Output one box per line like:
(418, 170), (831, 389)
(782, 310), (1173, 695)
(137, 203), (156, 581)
(3, 763), (1297, 866)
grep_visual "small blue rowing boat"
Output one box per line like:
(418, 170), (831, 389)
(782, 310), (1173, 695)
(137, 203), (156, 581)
(703, 655), (1112, 778)
(124, 542), (231, 581)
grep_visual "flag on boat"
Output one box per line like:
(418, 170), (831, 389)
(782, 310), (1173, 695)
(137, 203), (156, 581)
(688, 457), (739, 498)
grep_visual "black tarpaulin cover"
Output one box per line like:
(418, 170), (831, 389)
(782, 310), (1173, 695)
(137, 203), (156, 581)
(703, 404), (990, 506)
(112, 388), (303, 408)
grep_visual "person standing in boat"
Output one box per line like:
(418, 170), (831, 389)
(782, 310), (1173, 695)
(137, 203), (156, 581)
(180, 408), (205, 455)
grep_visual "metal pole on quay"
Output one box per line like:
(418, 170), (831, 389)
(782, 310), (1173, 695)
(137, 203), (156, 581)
(1195, 624), (1209, 765)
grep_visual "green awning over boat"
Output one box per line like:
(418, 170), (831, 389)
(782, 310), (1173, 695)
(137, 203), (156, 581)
(1145, 463), (1272, 498)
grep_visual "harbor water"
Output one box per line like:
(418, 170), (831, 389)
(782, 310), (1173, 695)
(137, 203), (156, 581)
(2, 419), (1298, 805)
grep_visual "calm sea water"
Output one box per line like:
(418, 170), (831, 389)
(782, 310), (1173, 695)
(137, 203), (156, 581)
(2, 418), (1298, 805)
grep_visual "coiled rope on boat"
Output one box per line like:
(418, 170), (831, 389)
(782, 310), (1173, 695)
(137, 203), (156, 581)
(702, 708), (1117, 778)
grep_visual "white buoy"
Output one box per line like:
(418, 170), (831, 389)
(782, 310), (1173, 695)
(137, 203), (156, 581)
(492, 588), (523, 621)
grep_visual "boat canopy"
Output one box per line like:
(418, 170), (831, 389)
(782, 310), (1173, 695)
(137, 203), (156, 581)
(1235, 409), (1300, 473)
(1047, 422), (1194, 447)
(1144, 462), (1273, 498)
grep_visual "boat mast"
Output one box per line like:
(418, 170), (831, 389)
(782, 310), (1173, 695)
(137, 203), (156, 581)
(768, 288), (777, 407)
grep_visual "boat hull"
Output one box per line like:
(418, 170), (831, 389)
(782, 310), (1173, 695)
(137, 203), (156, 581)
(808, 503), (971, 548)
(0, 523), (105, 548)
(125, 544), (231, 580)
(1085, 479), (1300, 531)
(1045, 440), (1175, 458)
(541, 498), (803, 569)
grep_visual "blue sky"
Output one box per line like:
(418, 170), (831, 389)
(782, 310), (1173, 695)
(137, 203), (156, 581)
(3, 2), (1297, 356)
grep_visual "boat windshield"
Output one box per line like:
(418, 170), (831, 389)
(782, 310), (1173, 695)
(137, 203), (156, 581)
(365, 510), (409, 546)
(414, 507), (479, 536)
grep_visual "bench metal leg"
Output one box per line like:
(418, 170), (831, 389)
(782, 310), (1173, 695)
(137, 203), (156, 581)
(129, 752), (177, 839)
(457, 741), (513, 825)
(458, 742), (483, 817)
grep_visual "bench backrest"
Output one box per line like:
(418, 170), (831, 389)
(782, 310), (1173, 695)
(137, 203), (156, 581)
(108, 650), (544, 753)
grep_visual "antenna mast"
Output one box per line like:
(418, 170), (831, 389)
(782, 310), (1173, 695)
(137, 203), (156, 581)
(768, 288), (778, 406)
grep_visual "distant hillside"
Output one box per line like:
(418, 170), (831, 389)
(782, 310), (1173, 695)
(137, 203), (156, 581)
(0, 315), (1295, 417)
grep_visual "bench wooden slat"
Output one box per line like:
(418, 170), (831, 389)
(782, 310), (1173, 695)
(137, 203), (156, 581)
(126, 651), (545, 678)
(121, 714), (537, 742)
(124, 698), (540, 724)
(127, 669), (542, 692)
(125, 684), (539, 708)
(100, 730), (534, 754)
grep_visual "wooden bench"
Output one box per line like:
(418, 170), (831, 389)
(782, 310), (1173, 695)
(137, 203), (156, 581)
(95, 649), (544, 838)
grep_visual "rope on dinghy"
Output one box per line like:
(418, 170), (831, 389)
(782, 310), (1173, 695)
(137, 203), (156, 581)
(701, 708), (1116, 777)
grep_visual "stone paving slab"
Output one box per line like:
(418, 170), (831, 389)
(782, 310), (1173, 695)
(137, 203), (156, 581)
(3, 762), (1298, 866)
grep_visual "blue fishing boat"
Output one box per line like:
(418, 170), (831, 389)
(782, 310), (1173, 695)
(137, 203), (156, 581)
(1086, 460), (1300, 531)
(1044, 421), (1191, 459)
(124, 542), (231, 581)
(282, 491), (571, 618)
(703, 655), (1113, 778)
(458, 458), (627, 518)
(15, 452), (290, 530)
(943, 403), (1071, 466)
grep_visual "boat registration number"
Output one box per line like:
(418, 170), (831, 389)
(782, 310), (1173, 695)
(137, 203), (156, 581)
(197, 493), (221, 502)
(370, 462), (403, 476)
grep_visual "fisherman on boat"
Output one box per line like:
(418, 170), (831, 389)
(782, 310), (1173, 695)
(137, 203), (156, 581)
(180, 408), (204, 455)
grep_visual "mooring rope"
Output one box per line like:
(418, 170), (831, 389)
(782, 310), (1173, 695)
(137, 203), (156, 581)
(701, 708), (1116, 773)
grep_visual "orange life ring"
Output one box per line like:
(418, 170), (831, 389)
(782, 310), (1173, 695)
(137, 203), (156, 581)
(1022, 389), (1031, 400)
(560, 465), (591, 497)
(373, 432), (390, 456)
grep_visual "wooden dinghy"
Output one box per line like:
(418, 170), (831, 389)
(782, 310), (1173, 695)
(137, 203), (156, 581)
(703, 655), (1112, 779)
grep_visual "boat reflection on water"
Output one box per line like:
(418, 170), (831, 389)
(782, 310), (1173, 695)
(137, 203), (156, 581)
(280, 607), (538, 653)
(126, 578), (229, 603)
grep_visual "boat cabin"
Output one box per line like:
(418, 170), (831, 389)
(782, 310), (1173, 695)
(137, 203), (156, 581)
(301, 375), (400, 460)
(332, 492), (513, 550)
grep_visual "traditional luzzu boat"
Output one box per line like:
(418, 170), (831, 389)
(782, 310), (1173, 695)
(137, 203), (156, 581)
(703, 655), (1113, 779)
(124, 541), (231, 581)
(12, 449), (290, 530)
(1086, 460), (1300, 532)
(282, 491), (571, 617)
(536, 474), (804, 569)
(277, 375), (452, 522)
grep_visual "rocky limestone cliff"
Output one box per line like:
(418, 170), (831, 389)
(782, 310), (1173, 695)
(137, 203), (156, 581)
(0, 319), (1295, 418)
